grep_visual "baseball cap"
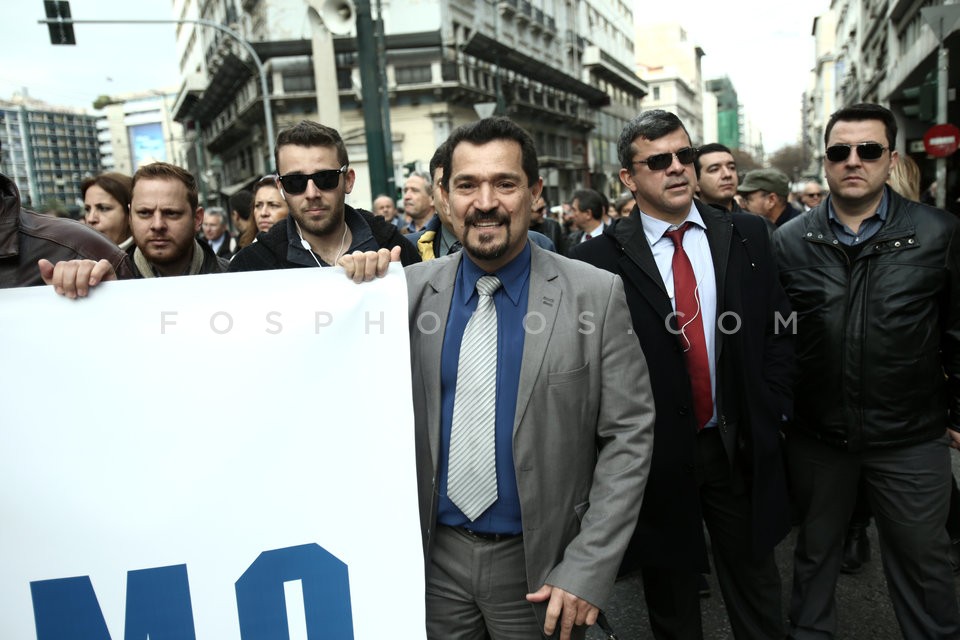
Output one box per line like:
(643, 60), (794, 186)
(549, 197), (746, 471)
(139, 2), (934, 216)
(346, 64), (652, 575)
(737, 168), (790, 197)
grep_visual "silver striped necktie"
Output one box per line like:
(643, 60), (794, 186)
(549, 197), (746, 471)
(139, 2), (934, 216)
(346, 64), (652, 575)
(447, 274), (502, 521)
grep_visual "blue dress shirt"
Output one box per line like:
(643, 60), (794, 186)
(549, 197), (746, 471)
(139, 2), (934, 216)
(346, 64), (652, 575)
(436, 243), (531, 534)
(827, 186), (890, 246)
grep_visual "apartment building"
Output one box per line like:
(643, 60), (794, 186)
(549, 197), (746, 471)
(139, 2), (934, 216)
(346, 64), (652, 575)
(0, 95), (100, 210)
(634, 23), (705, 144)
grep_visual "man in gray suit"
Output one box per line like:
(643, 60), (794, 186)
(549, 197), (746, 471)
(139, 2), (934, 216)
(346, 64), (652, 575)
(343, 117), (655, 640)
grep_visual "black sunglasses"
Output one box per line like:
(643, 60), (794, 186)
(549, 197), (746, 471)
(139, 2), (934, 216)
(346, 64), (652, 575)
(825, 143), (887, 163)
(633, 147), (698, 171)
(277, 166), (348, 194)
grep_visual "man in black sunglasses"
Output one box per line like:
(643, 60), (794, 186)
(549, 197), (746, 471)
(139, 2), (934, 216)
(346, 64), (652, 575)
(572, 109), (794, 640)
(774, 103), (960, 639)
(230, 120), (419, 272)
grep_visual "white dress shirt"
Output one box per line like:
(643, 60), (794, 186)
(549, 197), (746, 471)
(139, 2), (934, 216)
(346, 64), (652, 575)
(640, 204), (718, 425)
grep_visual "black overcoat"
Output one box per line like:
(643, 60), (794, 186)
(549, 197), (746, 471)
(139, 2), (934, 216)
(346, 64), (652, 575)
(572, 200), (794, 573)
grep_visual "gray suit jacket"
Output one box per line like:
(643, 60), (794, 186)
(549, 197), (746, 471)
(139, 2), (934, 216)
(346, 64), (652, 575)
(406, 243), (655, 612)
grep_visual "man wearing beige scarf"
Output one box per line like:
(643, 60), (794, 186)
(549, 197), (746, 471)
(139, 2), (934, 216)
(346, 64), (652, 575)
(128, 162), (228, 278)
(41, 162), (227, 295)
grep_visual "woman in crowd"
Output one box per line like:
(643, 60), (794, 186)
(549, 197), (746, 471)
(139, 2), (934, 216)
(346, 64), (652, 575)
(81, 172), (133, 250)
(238, 175), (289, 248)
(887, 154), (921, 201)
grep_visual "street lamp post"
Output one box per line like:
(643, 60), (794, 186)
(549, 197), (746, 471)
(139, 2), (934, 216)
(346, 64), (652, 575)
(37, 17), (277, 164)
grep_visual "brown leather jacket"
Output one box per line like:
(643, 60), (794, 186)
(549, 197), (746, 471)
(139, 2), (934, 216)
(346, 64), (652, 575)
(0, 172), (133, 288)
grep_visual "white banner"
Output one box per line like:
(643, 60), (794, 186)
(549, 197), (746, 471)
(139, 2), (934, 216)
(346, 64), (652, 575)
(0, 266), (424, 639)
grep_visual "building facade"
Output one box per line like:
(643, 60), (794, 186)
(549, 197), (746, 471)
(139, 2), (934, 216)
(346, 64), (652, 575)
(634, 23), (705, 144)
(0, 95), (100, 211)
(802, 9), (838, 179)
(171, 0), (646, 209)
(704, 76), (739, 149)
(97, 91), (186, 177)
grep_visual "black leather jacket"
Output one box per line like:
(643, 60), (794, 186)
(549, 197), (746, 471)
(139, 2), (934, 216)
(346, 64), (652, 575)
(773, 188), (960, 450)
(0, 172), (133, 288)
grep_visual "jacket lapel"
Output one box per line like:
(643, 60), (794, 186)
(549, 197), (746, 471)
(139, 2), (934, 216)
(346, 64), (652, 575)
(514, 245), (561, 434)
(417, 256), (460, 466)
(611, 214), (675, 321)
(698, 202), (732, 356)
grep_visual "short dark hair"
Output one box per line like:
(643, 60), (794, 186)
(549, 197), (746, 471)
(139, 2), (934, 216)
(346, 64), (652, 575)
(275, 120), (349, 173)
(694, 143), (733, 178)
(572, 188), (604, 220)
(81, 172), (132, 211)
(429, 139), (451, 181)
(229, 189), (253, 221)
(824, 103), (897, 150)
(618, 110), (691, 170)
(440, 117), (539, 190)
(132, 162), (199, 211)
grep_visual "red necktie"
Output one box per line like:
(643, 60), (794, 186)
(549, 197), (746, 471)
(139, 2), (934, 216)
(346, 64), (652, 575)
(663, 223), (712, 430)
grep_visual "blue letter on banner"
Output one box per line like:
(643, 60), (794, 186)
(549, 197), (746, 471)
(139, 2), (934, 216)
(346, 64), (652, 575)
(124, 564), (196, 639)
(235, 543), (353, 639)
(31, 565), (196, 640)
(32, 576), (111, 639)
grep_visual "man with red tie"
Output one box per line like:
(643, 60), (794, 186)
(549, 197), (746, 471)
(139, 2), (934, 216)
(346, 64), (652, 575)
(571, 109), (795, 640)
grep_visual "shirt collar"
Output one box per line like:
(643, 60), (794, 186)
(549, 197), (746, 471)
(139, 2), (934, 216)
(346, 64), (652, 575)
(458, 241), (531, 307)
(639, 201), (703, 246)
(827, 185), (890, 226)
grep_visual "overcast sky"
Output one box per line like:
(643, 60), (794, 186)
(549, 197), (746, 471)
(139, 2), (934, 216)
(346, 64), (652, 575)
(637, 0), (833, 151)
(3, 0), (830, 153)
(3, 1), (180, 106)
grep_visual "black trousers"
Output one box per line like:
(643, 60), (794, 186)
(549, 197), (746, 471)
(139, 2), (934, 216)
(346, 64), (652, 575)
(642, 428), (784, 640)
(786, 431), (960, 639)
(849, 469), (960, 541)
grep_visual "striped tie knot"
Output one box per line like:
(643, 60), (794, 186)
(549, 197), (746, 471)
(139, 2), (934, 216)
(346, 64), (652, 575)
(476, 274), (501, 297)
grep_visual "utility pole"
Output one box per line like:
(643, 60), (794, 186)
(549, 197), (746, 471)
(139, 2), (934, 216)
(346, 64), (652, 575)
(921, 6), (960, 209)
(354, 0), (392, 199)
(37, 11), (277, 165)
(374, 0), (395, 199)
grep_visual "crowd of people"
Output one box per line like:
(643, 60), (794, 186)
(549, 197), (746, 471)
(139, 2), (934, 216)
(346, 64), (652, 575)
(2, 102), (960, 640)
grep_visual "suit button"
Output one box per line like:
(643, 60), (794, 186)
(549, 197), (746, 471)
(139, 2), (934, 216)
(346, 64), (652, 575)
(678, 405), (689, 416)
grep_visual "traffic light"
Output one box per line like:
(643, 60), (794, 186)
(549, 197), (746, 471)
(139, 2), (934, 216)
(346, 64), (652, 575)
(919, 71), (937, 123)
(903, 71), (938, 123)
(44, 1), (76, 45)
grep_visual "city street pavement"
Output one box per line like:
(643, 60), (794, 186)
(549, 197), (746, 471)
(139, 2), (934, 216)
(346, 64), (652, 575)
(586, 454), (960, 639)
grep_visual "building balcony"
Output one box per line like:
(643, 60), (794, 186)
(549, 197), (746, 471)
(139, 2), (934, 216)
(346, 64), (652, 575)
(463, 31), (609, 106)
(498, 0), (517, 18)
(582, 45), (647, 99)
(174, 54), (255, 126)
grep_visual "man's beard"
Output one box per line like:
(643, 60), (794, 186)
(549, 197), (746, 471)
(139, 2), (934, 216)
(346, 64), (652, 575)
(462, 208), (511, 261)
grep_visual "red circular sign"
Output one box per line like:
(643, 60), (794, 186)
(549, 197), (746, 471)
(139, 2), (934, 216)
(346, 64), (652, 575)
(923, 123), (960, 158)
